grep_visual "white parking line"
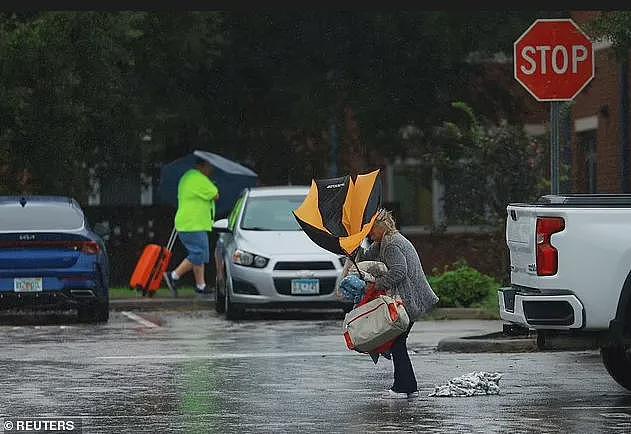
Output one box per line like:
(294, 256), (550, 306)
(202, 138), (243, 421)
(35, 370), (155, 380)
(561, 406), (631, 410)
(97, 350), (358, 360)
(120, 311), (160, 329)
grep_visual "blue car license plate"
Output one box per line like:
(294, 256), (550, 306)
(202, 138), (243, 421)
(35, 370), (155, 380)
(14, 277), (43, 292)
(291, 279), (320, 295)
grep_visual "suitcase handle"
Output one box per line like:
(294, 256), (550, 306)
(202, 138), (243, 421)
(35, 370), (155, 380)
(166, 227), (177, 251)
(144, 227), (176, 291)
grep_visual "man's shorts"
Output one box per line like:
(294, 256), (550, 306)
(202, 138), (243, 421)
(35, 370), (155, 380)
(178, 231), (210, 266)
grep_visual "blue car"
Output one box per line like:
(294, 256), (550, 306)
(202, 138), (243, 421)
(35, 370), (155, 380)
(0, 196), (109, 322)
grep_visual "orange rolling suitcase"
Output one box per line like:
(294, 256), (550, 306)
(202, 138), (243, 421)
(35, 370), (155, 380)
(129, 228), (177, 296)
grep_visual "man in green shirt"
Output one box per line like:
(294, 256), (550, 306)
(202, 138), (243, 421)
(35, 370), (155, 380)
(164, 157), (219, 296)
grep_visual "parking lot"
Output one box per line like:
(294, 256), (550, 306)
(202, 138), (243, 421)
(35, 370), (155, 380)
(0, 310), (629, 433)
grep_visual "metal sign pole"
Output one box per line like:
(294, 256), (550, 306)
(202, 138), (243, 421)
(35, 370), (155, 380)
(550, 101), (560, 195)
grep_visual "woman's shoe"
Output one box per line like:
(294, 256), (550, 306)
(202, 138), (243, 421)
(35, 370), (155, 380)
(381, 389), (409, 399)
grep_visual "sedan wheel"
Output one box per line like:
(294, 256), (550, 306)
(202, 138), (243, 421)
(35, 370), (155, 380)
(215, 271), (226, 314)
(225, 288), (244, 321)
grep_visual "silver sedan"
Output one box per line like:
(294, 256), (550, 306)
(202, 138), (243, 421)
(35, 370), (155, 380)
(213, 186), (353, 320)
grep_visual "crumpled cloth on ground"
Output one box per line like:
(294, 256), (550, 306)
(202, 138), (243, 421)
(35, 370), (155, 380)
(429, 372), (502, 397)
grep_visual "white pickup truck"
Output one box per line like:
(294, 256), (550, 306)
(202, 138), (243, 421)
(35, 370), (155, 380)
(501, 194), (631, 390)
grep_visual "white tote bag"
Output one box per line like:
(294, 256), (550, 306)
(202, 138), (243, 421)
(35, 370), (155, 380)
(343, 294), (410, 353)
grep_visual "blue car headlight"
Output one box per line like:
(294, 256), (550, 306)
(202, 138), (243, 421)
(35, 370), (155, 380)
(233, 249), (269, 268)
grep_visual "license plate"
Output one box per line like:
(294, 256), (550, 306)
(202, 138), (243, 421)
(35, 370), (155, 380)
(291, 279), (319, 295)
(14, 278), (43, 292)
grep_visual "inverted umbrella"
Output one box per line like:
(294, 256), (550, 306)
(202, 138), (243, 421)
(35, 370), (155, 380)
(293, 169), (382, 259)
(157, 150), (258, 220)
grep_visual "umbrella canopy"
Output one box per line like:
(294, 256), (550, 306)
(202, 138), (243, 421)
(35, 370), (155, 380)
(293, 169), (382, 257)
(157, 150), (258, 220)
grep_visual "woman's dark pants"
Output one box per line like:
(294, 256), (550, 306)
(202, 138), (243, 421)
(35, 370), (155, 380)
(391, 322), (417, 393)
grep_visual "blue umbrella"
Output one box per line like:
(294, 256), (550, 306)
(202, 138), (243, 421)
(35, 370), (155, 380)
(157, 150), (258, 220)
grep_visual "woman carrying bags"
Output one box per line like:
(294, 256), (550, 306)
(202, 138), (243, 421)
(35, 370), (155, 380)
(360, 209), (439, 399)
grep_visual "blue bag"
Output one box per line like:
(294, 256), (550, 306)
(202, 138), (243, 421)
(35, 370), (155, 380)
(339, 275), (366, 305)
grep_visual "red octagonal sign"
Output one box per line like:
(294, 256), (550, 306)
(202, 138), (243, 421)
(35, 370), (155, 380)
(514, 19), (594, 101)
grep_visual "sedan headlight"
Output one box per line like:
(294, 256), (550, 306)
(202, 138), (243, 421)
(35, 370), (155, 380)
(233, 249), (269, 268)
(253, 255), (268, 268)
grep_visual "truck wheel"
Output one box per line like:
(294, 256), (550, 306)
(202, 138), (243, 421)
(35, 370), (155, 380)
(601, 345), (631, 391)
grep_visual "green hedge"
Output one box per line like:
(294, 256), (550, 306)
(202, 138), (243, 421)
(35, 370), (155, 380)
(428, 261), (500, 308)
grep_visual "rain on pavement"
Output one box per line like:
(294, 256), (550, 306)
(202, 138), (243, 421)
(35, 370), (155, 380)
(0, 310), (630, 433)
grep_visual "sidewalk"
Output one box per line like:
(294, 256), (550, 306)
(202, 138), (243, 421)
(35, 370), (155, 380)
(109, 298), (498, 319)
(110, 295), (215, 311)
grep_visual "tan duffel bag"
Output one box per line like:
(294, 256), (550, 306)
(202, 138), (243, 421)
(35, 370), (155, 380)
(343, 294), (410, 353)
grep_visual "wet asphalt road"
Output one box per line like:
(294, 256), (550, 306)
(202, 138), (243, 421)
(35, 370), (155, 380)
(0, 309), (630, 433)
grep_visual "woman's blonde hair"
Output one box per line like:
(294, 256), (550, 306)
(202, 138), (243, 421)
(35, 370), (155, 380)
(374, 208), (398, 235)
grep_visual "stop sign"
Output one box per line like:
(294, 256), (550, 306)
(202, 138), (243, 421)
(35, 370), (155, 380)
(514, 19), (594, 101)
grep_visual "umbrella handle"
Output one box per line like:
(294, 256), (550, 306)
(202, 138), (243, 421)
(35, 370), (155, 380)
(349, 255), (365, 281)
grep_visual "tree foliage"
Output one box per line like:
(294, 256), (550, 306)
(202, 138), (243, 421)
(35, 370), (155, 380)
(0, 12), (224, 200)
(587, 11), (631, 58)
(429, 102), (547, 226)
(0, 11), (541, 200)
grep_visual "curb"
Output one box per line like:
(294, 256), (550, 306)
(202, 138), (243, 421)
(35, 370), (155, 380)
(437, 332), (538, 353)
(426, 308), (500, 321)
(110, 297), (215, 311)
(108, 302), (502, 318)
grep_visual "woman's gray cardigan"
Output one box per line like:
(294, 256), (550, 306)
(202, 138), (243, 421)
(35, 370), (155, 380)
(359, 232), (439, 321)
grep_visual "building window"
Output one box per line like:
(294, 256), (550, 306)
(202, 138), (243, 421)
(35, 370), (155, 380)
(140, 173), (153, 206)
(88, 168), (101, 206)
(386, 160), (444, 227)
(87, 169), (157, 206)
(577, 129), (597, 193)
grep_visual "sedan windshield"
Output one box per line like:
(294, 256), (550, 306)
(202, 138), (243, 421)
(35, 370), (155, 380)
(240, 195), (305, 231)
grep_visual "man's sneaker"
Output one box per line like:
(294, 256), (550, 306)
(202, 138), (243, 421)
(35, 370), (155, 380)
(407, 391), (419, 399)
(163, 272), (178, 297)
(381, 389), (410, 399)
(194, 285), (208, 294)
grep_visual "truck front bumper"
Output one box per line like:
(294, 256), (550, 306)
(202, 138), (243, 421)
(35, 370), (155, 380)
(499, 287), (584, 329)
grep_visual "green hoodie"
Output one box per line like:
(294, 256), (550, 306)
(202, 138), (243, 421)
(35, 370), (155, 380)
(174, 169), (219, 232)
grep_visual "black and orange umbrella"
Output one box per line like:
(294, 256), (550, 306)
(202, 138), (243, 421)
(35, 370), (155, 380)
(293, 169), (382, 258)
